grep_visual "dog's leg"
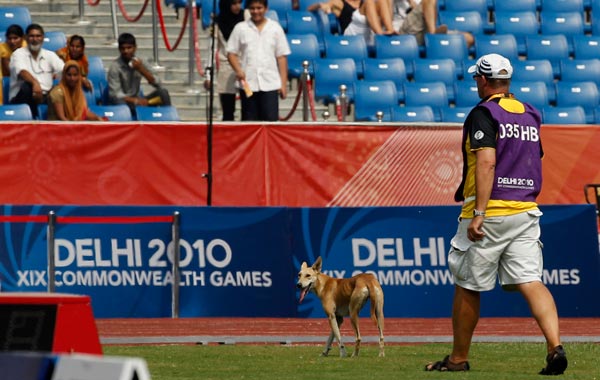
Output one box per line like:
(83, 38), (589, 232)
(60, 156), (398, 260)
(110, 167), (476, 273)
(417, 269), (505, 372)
(327, 314), (346, 357)
(374, 289), (385, 358)
(322, 330), (335, 357)
(349, 308), (361, 357)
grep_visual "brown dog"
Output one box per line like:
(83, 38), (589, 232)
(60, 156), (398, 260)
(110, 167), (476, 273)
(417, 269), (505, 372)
(296, 256), (385, 357)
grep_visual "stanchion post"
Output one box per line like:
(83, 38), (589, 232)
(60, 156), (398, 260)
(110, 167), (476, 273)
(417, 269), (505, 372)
(301, 60), (309, 122)
(171, 211), (181, 318)
(109, 0), (120, 45)
(151, 0), (166, 71)
(376, 111), (384, 122)
(74, 0), (92, 25)
(47, 211), (56, 293)
(339, 84), (348, 122)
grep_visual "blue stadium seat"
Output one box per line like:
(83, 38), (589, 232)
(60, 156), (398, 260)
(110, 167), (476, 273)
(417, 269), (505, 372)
(362, 58), (407, 99)
(511, 60), (556, 102)
(89, 104), (134, 121)
(87, 55), (107, 104)
(474, 34), (519, 61)
(313, 58), (356, 104)
(555, 81), (600, 123)
(268, 0), (293, 30)
(559, 59), (600, 87)
(323, 35), (368, 77)
(493, 0), (537, 12)
(438, 11), (484, 35)
(541, 0), (584, 12)
(572, 35), (600, 59)
(37, 104), (47, 120)
(494, 11), (539, 55)
(136, 105), (180, 121)
(286, 11), (324, 52)
(424, 34), (467, 76)
(2, 76), (8, 103)
(391, 105), (436, 122)
(0, 7), (31, 31)
(454, 80), (480, 107)
(373, 34), (419, 77)
(439, 106), (472, 123)
(0, 104), (32, 120)
(443, 0), (492, 32)
(403, 81), (449, 108)
(43, 31), (67, 51)
(525, 34), (569, 77)
(540, 11), (587, 50)
(412, 58), (457, 102)
(542, 106), (587, 124)
(510, 81), (550, 110)
(286, 34), (321, 79)
(353, 80), (398, 121)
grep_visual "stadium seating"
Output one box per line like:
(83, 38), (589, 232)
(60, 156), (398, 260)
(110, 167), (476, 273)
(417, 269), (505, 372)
(267, 0), (293, 30)
(438, 11), (485, 35)
(525, 34), (569, 77)
(555, 81), (600, 123)
(37, 104), (47, 120)
(286, 11), (324, 52)
(511, 60), (556, 102)
(454, 80), (480, 107)
(0, 6), (31, 31)
(313, 58), (356, 104)
(2, 76), (8, 103)
(43, 31), (67, 51)
(571, 35), (600, 59)
(89, 104), (134, 121)
(542, 106), (587, 124)
(391, 105), (436, 122)
(373, 34), (419, 77)
(412, 59), (457, 102)
(559, 59), (600, 87)
(474, 34), (519, 61)
(443, 0), (489, 19)
(424, 34), (468, 76)
(403, 81), (448, 108)
(539, 11), (587, 51)
(540, 0), (584, 12)
(439, 106), (472, 123)
(494, 11), (539, 55)
(510, 81), (551, 110)
(323, 35), (368, 77)
(493, 0), (537, 13)
(136, 105), (181, 121)
(286, 34), (320, 79)
(362, 58), (407, 99)
(353, 80), (398, 121)
(87, 55), (107, 104)
(0, 104), (32, 120)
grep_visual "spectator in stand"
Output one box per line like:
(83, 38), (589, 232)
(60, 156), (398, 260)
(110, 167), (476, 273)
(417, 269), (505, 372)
(47, 60), (105, 121)
(307, 0), (360, 34)
(9, 23), (64, 118)
(206, 0), (246, 121)
(0, 24), (26, 105)
(227, 0), (290, 121)
(56, 35), (93, 92)
(107, 33), (171, 114)
(343, 0), (395, 46)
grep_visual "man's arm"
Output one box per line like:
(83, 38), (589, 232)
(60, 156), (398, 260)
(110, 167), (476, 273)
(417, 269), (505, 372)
(227, 52), (245, 82)
(469, 147), (496, 240)
(277, 55), (288, 99)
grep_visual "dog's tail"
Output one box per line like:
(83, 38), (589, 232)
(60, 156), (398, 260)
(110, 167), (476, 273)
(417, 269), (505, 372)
(367, 278), (384, 329)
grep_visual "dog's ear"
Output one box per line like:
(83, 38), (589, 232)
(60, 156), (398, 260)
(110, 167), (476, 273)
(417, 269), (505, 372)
(313, 256), (322, 273)
(301, 261), (307, 270)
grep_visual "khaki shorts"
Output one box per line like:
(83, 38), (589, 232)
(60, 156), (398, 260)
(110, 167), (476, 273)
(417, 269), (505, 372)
(398, 4), (426, 45)
(447, 210), (544, 292)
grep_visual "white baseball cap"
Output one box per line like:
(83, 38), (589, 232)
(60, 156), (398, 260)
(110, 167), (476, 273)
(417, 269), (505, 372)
(468, 53), (513, 79)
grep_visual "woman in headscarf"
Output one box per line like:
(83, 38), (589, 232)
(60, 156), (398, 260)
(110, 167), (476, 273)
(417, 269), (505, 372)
(56, 35), (93, 91)
(206, 0), (245, 120)
(47, 60), (105, 121)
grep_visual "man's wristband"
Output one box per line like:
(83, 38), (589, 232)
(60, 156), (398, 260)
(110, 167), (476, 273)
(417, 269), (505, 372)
(473, 209), (486, 217)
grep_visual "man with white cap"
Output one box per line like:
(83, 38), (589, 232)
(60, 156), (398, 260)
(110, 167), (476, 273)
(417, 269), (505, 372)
(425, 53), (567, 375)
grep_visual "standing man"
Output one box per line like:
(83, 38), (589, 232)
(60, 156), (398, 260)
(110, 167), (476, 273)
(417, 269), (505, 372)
(425, 54), (567, 375)
(227, 0), (290, 121)
(107, 33), (171, 114)
(9, 24), (64, 118)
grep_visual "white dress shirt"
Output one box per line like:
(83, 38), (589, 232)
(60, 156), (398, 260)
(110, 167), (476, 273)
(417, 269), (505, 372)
(226, 18), (290, 92)
(9, 47), (64, 100)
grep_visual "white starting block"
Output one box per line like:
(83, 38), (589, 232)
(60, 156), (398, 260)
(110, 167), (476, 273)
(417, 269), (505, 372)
(52, 354), (151, 380)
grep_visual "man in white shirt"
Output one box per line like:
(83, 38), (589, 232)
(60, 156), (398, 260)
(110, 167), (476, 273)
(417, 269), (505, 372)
(9, 24), (64, 119)
(227, 0), (290, 121)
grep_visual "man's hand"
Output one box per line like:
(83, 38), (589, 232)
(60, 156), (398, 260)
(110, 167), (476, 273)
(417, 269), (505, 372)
(467, 216), (485, 241)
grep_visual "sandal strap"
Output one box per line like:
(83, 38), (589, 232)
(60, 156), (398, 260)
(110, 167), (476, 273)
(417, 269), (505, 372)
(425, 355), (470, 372)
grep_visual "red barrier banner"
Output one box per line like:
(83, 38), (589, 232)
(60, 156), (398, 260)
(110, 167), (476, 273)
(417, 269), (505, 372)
(0, 122), (598, 206)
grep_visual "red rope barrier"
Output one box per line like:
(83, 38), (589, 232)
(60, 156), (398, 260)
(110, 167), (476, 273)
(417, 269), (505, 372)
(116, 0), (151, 22)
(0, 215), (174, 224)
(156, 0), (189, 51)
(87, 0), (101, 6)
(279, 81), (303, 121)
(190, 3), (205, 76)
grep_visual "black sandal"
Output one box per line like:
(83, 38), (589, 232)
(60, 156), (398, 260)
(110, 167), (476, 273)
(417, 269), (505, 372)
(539, 345), (568, 375)
(425, 355), (470, 372)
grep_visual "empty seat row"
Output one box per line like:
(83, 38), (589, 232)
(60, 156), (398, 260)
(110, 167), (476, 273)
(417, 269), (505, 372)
(0, 103), (180, 121)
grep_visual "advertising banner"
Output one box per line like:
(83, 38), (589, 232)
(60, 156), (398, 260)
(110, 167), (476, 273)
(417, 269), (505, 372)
(0, 204), (598, 318)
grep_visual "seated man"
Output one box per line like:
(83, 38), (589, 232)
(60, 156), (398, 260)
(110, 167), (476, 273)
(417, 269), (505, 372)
(107, 33), (171, 114)
(9, 24), (64, 118)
